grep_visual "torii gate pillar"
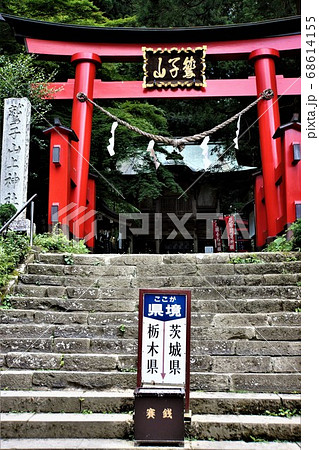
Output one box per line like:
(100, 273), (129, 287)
(69, 52), (101, 239)
(249, 48), (284, 242)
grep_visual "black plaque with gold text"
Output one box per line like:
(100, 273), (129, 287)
(142, 46), (207, 89)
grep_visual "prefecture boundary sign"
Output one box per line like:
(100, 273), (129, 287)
(137, 289), (191, 411)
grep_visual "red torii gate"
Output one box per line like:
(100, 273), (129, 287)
(2, 14), (301, 249)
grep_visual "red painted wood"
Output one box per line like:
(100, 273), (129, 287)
(84, 177), (96, 249)
(279, 129), (301, 226)
(46, 76), (300, 100)
(69, 53), (101, 239)
(254, 174), (268, 248)
(43, 127), (72, 226)
(25, 34), (301, 61)
(249, 48), (284, 239)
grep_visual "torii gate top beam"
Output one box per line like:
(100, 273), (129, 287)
(1, 14), (301, 62)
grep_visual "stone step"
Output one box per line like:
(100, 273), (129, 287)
(0, 439), (302, 449)
(0, 412), (300, 441)
(118, 252), (300, 264)
(190, 286), (300, 300)
(189, 392), (301, 415)
(14, 284), (301, 300)
(1, 352), (301, 374)
(0, 413), (133, 439)
(26, 261), (301, 277)
(0, 309), (301, 327)
(0, 390), (301, 415)
(0, 338), (301, 357)
(1, 390), (134, 414)
(18, 273), (301, 289)
(0, 310), (139, 325)
(188, 414), (300, 442)
(192, 299), (301, 313)
(1, 352), (136, 372)
(7, 296), (301, 314)
(226, 262), (300, 275)
(138, 262), (301, 276)
(34, 252), (301, 266)
(0, 370), (301, 393)
(9, 296), (138, 312)
(204, 274), (300, 286)
(27, 263), (137, 277)
(18, 274), (134, 289)
(0, 323), (301, 341)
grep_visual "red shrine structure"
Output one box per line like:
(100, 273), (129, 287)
(1, 14), (301, 250)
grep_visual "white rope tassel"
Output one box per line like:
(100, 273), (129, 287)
(233, 114), (241, 150)
(147, 139), (160, 170)
(200, 136), (211, 170)
(107, 121), (118, 156)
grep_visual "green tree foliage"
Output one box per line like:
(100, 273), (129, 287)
(89, 101), (184, 206)
(264, 219), (301, 252)
(0, 204), (17, 228)
(33, 227), (89, 253)
(0, 54), (56, 125)
(0, 232), (30, 288)
(134, 0), (300, 27)
(0, 51), (60, 228)
(92, 0), (136, 20)
(0, 0), (137, 26)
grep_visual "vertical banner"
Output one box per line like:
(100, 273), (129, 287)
(212, 220), (223, 252)
(138, 289), (191, 411)
(225, 215), (236, 251)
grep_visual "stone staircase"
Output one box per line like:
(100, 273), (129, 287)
(0, 252), (301, 449)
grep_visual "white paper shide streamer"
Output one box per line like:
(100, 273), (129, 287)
(233, 114), (241, 150)
(147, 139), (160, 170)
(200, 136), (210, 170)
(107, 121), (118, 156)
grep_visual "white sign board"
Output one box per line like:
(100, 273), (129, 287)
(138, 290), (191, 387)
